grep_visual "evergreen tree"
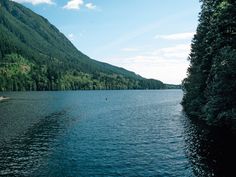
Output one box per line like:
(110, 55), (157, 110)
(182, 0), (236, 130)
(0, 0), (168, 91)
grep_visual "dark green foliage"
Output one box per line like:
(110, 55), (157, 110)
(165, 84), (182, 89)
(0, 0), (165, 91)
(139, 79), (165, 90)
(182, 0), (236, 129)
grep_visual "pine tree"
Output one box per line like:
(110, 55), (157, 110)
(182, 0), (236, 130)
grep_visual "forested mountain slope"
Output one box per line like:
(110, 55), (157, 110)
(0, 0), (166, 91)
(182, 0), (236, 130)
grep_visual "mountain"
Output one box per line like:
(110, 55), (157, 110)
(0, 0), (168, 91)
(182, 0), (236, 130)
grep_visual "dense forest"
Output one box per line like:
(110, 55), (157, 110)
(182, 0), (236, 130)
(0, 0), (177, 91)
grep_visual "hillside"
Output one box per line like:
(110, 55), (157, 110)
(182, 0), (236, 130)
(0, 0), (166, 91)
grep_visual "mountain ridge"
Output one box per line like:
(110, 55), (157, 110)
(0, 0), (175, 91)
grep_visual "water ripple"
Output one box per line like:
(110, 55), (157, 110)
(1, 90), (233, 176)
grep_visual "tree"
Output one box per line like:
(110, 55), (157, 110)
(182, 0), (236, 130)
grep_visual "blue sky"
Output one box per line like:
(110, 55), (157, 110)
(12, 0), (201, 84)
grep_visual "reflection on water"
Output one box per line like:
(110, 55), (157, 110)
(184, 117), (236, 177)
(0, 91), (235, 176)
(0, 111), (67, 176)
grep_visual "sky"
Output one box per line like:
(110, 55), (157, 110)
(12, 0), (201, 84)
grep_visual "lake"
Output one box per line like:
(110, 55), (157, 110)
(0, 90), (235, 177)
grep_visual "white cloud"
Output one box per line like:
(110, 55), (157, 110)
(151, 44), (191, 59)
(68, 33), (75, 41)
(11, 0), (54, 5)
(67, 33), (83, 42)
(155, 32), (195, 40)
(102, 44), (191, 84)
(121, 48), (138, 52)
(63, 0), (84, 10)
(85, 3), (96, 10)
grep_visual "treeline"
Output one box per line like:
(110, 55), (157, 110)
(182, 0), (236, 130)
(0, 0), (168, 91)
(0, 54), (166, 91)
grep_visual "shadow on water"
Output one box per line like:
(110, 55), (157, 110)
(0, 110), (67, 177)
(183, 114), (236, 177)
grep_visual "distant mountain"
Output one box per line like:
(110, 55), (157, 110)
(0, 0), (169, 91)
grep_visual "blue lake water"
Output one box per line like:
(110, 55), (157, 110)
(0, 90), (235, 176)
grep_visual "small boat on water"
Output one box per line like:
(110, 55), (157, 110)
(0, 96), (9, 101)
